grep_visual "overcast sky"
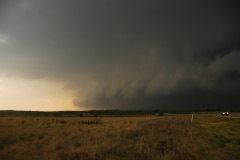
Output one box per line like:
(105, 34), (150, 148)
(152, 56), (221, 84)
(0, 0), (240, 111)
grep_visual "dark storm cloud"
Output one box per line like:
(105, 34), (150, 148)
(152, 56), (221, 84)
(1, 0), (240, 110)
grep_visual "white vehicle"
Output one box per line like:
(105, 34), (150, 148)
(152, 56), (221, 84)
(221, 112), (229, 116)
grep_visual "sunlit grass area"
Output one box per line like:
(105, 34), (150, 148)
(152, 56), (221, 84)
(0, 113), (239, 160)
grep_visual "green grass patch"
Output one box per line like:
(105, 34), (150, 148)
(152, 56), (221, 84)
(194, 115), (240, 159)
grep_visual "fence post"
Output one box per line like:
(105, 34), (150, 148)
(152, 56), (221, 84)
(191, 113), (194, 122)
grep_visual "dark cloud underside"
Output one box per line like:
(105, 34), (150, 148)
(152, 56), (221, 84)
(0, 0), (240, 110)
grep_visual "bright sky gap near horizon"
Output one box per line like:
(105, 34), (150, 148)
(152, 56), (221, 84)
(0, 0), (240, 111)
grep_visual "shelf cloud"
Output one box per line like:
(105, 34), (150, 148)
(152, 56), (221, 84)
(1, 0), (240, 110)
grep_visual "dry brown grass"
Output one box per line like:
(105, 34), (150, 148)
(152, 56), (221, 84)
(0, 114), (239, 160)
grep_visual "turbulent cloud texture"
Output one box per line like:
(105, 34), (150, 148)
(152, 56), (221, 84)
(0, 0), (240, 109)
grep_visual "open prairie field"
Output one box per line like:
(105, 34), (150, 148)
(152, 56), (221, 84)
(0, 113), (240, 160)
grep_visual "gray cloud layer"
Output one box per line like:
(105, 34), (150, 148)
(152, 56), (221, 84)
(1, 0), (240, 110)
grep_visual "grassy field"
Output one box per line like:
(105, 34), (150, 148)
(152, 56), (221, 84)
(0, 113), (239, 160)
